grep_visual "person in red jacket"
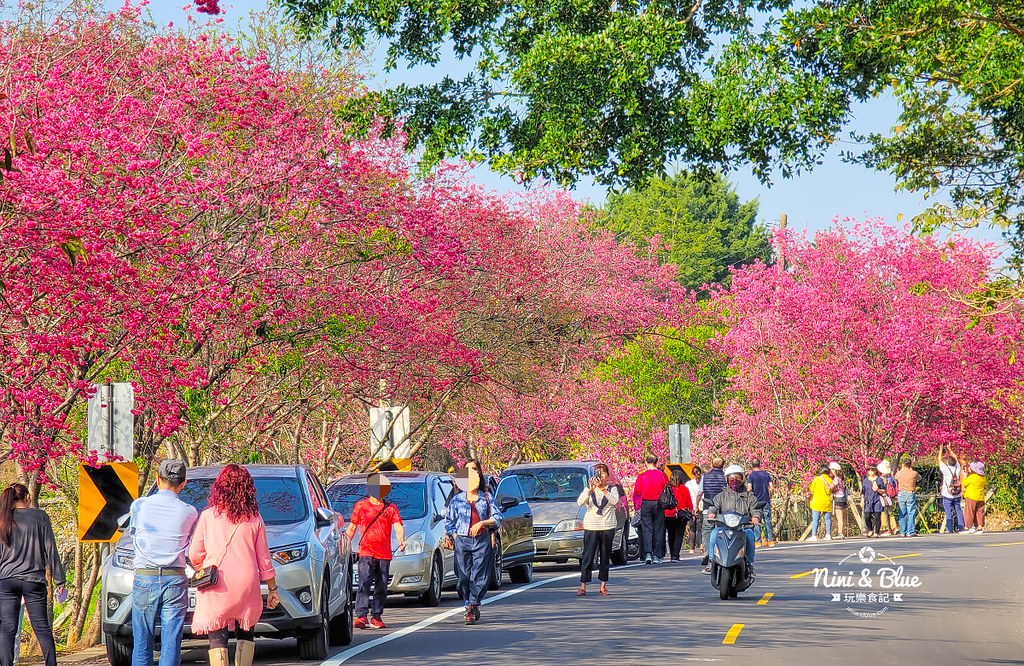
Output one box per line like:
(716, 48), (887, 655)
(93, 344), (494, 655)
(632, 455), (668, 564)
(664, 469), (695, 561)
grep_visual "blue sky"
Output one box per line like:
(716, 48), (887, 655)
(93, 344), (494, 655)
(114, 0), (1007, 253)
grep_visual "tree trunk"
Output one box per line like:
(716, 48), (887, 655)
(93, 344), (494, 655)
(66, 542), (86, 646)
(72, 545), (99, 645)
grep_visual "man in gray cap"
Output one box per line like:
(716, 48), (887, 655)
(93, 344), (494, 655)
(128, 459), (198, 666)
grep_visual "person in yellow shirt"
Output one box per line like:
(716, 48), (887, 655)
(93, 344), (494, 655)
(962, 462), (987, 534)
(807, 465), (834, 541)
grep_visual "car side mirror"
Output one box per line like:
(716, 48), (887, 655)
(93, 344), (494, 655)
(117, 513), (130, 530)
(315, 506), (335, 528)
(498, 496), (519, 510)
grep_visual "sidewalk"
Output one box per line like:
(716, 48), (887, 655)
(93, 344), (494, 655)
(58, 645), (108, 665)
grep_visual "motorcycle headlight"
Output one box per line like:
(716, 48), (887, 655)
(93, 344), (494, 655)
(553, 519), (585, 533)
(399, 532), (425, 555)
(724, 514), (741, 528)
(271, 544), (308, 565)
(113, 550), (134, 570)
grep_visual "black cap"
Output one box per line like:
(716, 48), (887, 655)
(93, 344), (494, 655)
(158, 459), (187, 484)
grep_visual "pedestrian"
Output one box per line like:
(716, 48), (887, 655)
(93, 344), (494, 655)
(860, 464), (886, 538)
(632, 454), (668, 565)
(807, 465), (833, 541)
(937, 445), (964, 534)
(443, 465), (502, 625)
(663, 469), (694, 561)
(700, 458), (727, 573)
(962, 461), (987, 534)
(894, 456), (921, 537)
(127, 459), (199, 666)
(576, 463), (619, 595)
(877, 460), (899, 536)
(828, 462), (848, 539)
(685, 466), (703, 555)
(746, 458), (774, 547)
(189, 465), (281, 666)
(347, 473), (406, 630)
(0, 483), (66, 666)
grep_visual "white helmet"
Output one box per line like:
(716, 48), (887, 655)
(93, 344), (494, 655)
(724, 464), (745, 477)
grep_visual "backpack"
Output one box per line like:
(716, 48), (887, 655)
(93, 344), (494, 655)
(659, 483), (678, 511)
(885, 477), (898, 498)
(946, 467), (962, 496)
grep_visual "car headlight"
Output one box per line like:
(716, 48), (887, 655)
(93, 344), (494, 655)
(271, 544), (308, 565)
(399, 532), (425, 556)
(553, 519), (584, 533)
(113, 550), (134, 570)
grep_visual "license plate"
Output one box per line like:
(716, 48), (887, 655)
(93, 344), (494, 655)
(188, 589), (197, 610)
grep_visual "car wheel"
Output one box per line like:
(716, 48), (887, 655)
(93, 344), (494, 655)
(508, 562), (533, 584)
(105, 633), (132, 666)
(419, 554), (443, 607)
(488, 540), (503, 590)
(329, 577), (354, 646)
(297, 583), (330, 660)
(611, 524), (629, 565)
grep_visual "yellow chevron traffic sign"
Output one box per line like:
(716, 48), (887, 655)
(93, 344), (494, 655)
(78, 462), (138, 542)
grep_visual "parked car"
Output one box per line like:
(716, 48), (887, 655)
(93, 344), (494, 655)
(101, 465), (353, 666)
(502, 460), (630, 565)
(327, 471), (457, 606)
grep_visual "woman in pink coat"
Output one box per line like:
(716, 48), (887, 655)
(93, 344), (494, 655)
(189, 465), (280, 666)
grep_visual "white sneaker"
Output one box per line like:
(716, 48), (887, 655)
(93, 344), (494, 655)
(968, 527), (977, 534)
(824, 535), (832, 541)
(976, 529), (984, 534)
(806, 535), (818, 541)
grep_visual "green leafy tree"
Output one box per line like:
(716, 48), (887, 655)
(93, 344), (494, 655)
(280, 0), (847, 188)
(597, 172), (770, 291)
(602, 321), (729, 431)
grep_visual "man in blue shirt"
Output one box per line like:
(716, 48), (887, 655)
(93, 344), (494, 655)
(128, 459), (198, 666)
(746, 459), (775, 547)
(700, 457), (727, 574)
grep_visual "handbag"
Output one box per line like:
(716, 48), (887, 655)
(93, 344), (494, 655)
(658, 484), (678, 511)
(190, 522), (241, 590)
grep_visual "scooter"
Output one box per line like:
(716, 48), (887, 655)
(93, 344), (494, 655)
(709, 511), (755, 600)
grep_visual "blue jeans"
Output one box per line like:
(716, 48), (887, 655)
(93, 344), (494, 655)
(710, 527), (757, 564)
(897, 491), (917, 535)
(942, 497), (964, 533)
(810, 509), (832, 538)
(755, 504), (775, 542)
(455, 534), (492, 606)
(132, 574), (188, 666)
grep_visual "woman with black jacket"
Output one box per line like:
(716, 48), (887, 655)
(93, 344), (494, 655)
(0, 483), (66, 666)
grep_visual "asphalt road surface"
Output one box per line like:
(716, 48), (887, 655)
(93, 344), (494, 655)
(174, 531), (1024, 665)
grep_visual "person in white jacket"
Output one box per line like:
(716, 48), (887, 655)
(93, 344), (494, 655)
(576, 464), (620, 596)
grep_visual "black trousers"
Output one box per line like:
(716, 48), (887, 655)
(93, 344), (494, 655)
(580, 528), (614, 583)
(355, 556), (391, 619)
(0, 579), (55, 666)
(665, 514), (689, 559)
(640, 499), (666, 558)
(864, 511), (882, 534)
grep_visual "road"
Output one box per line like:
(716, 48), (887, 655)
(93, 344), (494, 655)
(173, 531), (1024, 665)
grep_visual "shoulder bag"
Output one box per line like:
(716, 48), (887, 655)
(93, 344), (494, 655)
(659, 483), (678, 511)
(190, 521), (241, 590)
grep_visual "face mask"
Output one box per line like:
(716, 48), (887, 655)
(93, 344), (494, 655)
(728, 478), (744, 491)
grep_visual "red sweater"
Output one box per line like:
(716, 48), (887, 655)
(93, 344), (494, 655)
(633, 469), (668, 508)
(664, 485), (694, 517)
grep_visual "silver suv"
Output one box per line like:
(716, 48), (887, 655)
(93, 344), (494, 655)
(101, 465), (352, 665)
(502, 460), (630, 565)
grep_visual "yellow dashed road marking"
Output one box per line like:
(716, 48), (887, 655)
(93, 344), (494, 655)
(757, 592), (774, 605)
(723, 624), (745, 644)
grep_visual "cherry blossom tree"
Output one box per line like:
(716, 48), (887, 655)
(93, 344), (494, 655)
(696, 221), (1024, 478)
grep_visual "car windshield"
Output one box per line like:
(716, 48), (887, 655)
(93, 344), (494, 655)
(509, 467), (590, 501)
(172, 476), (308, 525)
(327, 482), (428, 520)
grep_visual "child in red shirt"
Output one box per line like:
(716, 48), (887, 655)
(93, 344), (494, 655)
(346, 474), (406, 629)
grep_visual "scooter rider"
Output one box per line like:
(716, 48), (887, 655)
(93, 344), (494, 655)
(707, 465), (762, 574)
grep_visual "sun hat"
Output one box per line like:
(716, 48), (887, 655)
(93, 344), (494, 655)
(828, 462), (842, 471)
(970, 461), (985, 476)
(877, 460), (892, 475)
